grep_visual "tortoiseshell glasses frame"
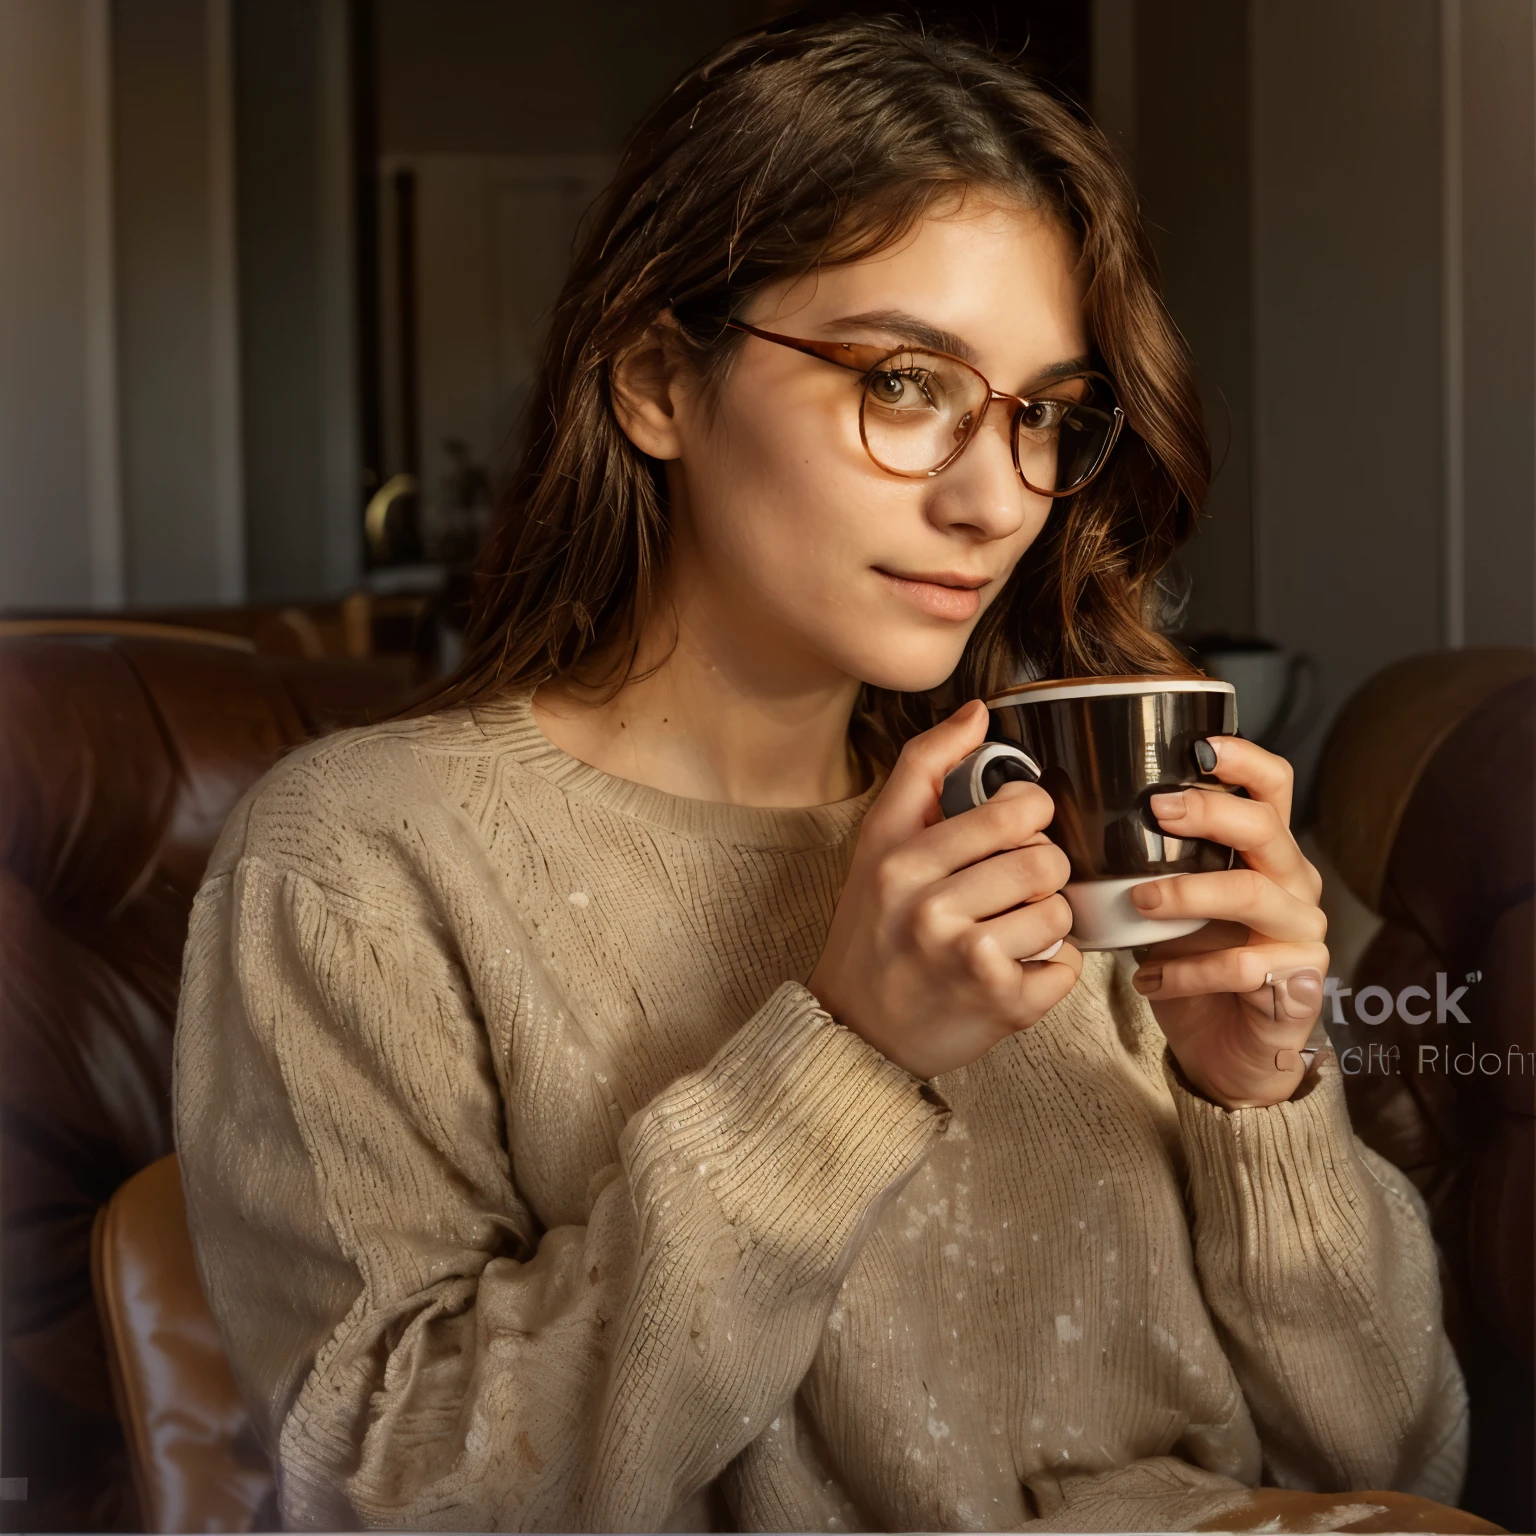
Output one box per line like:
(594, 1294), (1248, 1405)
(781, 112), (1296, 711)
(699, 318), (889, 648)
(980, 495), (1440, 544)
(727, 320), (1125, 497)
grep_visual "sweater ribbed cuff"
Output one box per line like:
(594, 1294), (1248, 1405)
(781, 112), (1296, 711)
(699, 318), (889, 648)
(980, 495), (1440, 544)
(621, 982), (950, 1290)
(1163, 1049), (1375, 1293)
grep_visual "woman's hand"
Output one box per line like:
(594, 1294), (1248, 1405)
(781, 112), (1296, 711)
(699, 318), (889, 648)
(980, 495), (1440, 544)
(1130, 736), (1329, 1110)
(808, 701), (1082, 1081)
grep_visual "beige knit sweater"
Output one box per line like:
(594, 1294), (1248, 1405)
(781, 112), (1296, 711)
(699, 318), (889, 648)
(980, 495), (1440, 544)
(174, 691), (1467, 1532)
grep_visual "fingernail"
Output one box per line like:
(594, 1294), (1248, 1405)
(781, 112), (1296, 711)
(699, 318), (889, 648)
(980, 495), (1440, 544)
(1022, 938), (1065, 963)
(1278, 968), (1324, 1017)
(1130, 882), (1162, 910)
(1149, 791), (1187, 819)
(1133, 965), (1162, 994)
(1194, 739), (1218, 774)
(1274, 1047), (1303, 1072)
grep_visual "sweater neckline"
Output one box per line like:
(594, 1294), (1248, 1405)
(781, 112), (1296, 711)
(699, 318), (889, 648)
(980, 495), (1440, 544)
(466, 687), (881, 850)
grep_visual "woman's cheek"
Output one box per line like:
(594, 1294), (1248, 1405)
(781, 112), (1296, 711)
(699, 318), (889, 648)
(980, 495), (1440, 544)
(741, 510), (861, 624)
(730, 454), (873, 583)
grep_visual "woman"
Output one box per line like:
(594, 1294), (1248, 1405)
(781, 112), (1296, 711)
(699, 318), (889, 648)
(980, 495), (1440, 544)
(175, 16), (1475, 1532)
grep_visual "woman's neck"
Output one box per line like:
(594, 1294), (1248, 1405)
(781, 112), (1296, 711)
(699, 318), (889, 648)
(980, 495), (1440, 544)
(532, 599), (866, 809)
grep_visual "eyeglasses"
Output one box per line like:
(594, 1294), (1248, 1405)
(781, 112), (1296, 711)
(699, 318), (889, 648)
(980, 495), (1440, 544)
(727, 321), (1125, 497)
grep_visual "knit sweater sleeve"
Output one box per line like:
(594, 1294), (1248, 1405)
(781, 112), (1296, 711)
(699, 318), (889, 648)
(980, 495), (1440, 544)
(173, 753), (948, 1532)
(1163, 1048), (1468, 1503)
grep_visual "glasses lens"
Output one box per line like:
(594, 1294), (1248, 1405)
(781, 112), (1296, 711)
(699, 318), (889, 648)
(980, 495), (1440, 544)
(860, 351), (991, 475)
(1015, 376), (1119, 494)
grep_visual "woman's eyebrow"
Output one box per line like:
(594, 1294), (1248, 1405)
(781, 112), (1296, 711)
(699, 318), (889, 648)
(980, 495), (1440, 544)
(1029, 356), (1096, 386)
(827, 310), (1094, 386)
(827, 309), (978, 361)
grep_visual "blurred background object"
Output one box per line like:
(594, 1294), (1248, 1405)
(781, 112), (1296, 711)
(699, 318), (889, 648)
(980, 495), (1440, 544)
(1, 0), (1532, 1530)
(1182, 633), (1320, 752)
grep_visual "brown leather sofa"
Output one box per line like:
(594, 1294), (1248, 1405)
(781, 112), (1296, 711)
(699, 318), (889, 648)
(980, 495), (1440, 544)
(0, 629), (409, 1531)
(5, 589), (441, 668)
(1, 631), (1528, 1532)
(1312, 647), (1535, 1536)
(92, 1155), (275, 1532)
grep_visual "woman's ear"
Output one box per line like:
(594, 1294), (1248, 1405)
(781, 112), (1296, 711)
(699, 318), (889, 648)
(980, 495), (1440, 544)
(609, 318), (691, 461)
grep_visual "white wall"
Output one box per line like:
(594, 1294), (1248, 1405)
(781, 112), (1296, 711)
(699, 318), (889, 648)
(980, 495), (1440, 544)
(0, 0), (121, 610)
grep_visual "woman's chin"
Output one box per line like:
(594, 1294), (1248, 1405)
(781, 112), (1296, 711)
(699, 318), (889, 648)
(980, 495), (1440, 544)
(843, 637), (973, 696)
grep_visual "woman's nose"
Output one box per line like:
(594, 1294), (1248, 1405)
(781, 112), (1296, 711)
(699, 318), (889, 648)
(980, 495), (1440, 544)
(924, 407), (1042, 541)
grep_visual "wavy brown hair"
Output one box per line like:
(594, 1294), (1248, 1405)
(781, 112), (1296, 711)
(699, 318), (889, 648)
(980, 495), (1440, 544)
(409, 12), (1208, 763)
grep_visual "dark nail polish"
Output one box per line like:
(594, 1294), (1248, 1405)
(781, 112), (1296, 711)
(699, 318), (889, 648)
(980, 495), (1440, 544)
(1194, 739), (1218, 774)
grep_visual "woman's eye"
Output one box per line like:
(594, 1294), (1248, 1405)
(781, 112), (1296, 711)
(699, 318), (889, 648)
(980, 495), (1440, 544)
(1021, 400), (1067, 432)
(868, 370), (932, 409)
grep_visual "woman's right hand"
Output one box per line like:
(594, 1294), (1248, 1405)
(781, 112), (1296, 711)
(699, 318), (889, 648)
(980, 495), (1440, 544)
(808, 700), (1082, 1080)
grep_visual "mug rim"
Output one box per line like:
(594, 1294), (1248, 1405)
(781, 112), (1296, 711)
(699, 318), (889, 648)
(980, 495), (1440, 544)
(985, 673), (1235, 708)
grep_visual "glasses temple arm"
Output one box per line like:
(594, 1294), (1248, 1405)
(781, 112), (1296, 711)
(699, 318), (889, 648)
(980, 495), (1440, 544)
(726, 321), (882, 375)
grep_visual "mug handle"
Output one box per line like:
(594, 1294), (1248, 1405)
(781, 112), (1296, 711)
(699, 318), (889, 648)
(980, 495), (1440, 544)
(940, 742), (1041, 819)
(939, 743), (1060, 963)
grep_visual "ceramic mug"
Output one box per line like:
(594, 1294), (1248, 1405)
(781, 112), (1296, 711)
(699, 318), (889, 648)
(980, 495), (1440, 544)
(941, 675), (1239, 951)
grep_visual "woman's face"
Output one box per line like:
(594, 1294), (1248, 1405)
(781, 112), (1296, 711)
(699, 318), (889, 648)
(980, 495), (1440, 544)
(624, 195), (1090, 695)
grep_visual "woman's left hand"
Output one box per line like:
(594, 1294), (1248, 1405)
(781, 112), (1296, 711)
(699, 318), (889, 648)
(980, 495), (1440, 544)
(1130, 736), (1329, 1110)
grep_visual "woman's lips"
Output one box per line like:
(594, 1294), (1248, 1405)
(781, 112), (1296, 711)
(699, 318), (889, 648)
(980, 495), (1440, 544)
(875, 568), (986, 621)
